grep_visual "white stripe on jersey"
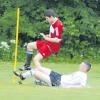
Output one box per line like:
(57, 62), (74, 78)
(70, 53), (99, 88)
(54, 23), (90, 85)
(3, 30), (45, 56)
(55, 27), (59, 36)
(50, 25), (54, 34)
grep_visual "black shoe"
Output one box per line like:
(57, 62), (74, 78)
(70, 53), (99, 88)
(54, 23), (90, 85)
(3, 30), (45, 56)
(18, 66), (31, 71)
(34, 80), (47, 86)
(13, 71), (25, 80)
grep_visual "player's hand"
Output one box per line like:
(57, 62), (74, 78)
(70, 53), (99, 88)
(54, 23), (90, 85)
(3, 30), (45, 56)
(40, 33), (46, 38)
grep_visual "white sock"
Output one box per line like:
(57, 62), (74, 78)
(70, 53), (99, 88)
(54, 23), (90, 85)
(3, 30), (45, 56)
(22, 69), (36, 78)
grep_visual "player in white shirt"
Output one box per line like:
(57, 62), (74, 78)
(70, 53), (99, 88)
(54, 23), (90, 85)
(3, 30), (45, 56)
(14, 62), (91, 88)
(60, 71), (87, 88)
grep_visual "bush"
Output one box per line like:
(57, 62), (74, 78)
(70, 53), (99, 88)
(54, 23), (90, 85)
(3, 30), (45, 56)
(0, 0), (100, 63)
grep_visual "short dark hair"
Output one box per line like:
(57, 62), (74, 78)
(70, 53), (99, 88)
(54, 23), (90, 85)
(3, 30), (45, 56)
(84, 61), (91, 72)
(44, 9), (56, 17)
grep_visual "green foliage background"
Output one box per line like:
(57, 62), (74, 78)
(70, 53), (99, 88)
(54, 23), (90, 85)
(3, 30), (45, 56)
(0, 0), (100, 62)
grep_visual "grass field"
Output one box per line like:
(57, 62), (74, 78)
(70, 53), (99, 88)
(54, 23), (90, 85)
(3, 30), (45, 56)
(0, 62), (100, 100)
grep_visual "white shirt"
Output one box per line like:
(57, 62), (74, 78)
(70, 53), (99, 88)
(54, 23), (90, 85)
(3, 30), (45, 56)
(60, 71), (87, 88)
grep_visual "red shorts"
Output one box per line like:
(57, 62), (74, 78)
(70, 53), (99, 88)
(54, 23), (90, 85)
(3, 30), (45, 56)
(36, 40), (52, 59)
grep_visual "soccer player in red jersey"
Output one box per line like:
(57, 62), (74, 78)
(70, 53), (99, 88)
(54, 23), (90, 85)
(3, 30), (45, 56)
(19, 9), (63, 71)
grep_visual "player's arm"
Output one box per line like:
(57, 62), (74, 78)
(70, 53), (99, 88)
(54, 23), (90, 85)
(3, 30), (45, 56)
(67, 77), (86, 88)
(44, 36), (61, 43)
(40, 33), (61, 43)
(65, 84), (86, 88)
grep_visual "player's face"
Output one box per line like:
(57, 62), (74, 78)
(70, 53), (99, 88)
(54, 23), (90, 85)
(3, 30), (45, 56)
(45, 16), (53, 24)
(79, 62), (88, 72)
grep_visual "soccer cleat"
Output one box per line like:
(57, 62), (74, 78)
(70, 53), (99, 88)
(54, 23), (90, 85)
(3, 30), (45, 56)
(34, 80), (47, 86)
(13, 71), (25, 80)
(34, 80), (42, 85)
(18, 66), (31, 71)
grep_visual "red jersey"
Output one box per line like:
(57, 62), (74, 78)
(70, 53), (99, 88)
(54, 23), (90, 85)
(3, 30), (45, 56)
(47, 18), (63, 53)
(37, 18), (63, 58)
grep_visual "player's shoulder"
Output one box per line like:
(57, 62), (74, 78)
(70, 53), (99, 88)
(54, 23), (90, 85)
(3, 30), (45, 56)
(57, 19), (63, 24)
(55, 19), (63, 27)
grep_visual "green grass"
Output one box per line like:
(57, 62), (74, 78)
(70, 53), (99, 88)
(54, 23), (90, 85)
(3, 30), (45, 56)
(0, 62), (100, 100)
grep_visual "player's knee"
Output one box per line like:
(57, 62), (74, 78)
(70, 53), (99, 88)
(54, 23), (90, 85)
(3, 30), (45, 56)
(27, 43), (32, 50)
(27, 43), (30, 49)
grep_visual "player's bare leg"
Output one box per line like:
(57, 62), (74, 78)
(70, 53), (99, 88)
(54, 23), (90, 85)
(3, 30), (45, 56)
(33, 53), (43, 68)
(33, 53), (51, 75)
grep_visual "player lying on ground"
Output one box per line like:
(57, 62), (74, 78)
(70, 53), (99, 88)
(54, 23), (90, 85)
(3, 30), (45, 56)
(19, 9), (63, 71)
(14, 62), (91, 88)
